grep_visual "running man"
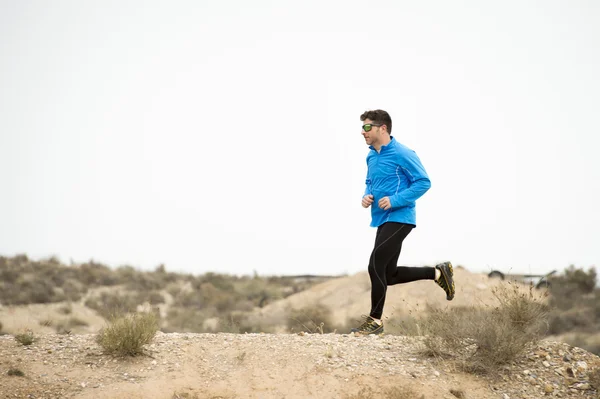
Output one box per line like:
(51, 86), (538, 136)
(351, 109), (455, 335)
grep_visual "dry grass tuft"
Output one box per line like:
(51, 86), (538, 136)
(422, 282), (549, 374)
(96, 311), (159, 356)
(7, 368), (25, 377)
(287, 304), (337, 334)
(14, 331), (35, 346)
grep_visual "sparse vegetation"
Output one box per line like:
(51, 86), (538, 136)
(3, 254), (599, 364)
(85, 291), (141, 319)
(546, 265), (600, 354)
(96, 311), (159, 356)
(287, 304), (338, 333)
(14, 331), (35, 346)
(7, 368), (25, 377)
(0, 255), (334, 335)
(421, 282), (549, 374)
(39, 318), (53, 327)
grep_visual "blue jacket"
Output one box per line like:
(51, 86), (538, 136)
(364, 137), (431, 228)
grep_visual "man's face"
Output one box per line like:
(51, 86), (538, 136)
(361, 118), (384, 146)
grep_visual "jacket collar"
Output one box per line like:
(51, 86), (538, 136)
(369, 136), (395, 152)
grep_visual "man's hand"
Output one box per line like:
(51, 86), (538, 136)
(362, 194), (374, 208)
(378, 197), (392, 210)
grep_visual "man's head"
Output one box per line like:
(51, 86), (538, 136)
(360, 109), (392, 134)
(360, 109), (392, 148)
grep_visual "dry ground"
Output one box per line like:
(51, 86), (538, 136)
(1, 331), (600, 399)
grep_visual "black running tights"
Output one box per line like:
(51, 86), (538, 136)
(368, 222), (435, 320)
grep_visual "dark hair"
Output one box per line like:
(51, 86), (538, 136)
(360, 109), (392, 134)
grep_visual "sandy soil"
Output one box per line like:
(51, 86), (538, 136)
(1, 331), (599, 399)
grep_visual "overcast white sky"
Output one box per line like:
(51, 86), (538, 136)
(1, 1), (598, 277)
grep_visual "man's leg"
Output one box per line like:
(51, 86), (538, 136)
(383, 232), (455, 299)
(367, 222), (413, 321)
(351, 222), (455, 334)
(351, 222), (410, 335)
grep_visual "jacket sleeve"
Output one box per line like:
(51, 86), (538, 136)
(389, 150), (431, 208)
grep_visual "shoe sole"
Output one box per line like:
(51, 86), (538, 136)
(440, 262), (455, 301)
(350, 326), (384, 336)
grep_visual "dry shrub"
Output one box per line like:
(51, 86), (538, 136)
(14, 331), (35, 346)
(165, 308), (206, 333)
(85, 291), (140, 319)
(547, 266), (599, 337)
(422, 282), (549, 374)
(383, 313), (423, 336)
(96, 311), (159, 356)
(287, 304), (336, 333)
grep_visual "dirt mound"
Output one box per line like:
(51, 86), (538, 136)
(251, 267), (536, 330)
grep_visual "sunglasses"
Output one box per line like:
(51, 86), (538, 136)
(362, 123), (382, 132)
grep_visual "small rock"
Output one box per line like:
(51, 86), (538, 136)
(544, 384), (554, 394)
(433, 370), (440, 377)
(151, 360), (157, 366)
(502, 394), (510, 399)
(574, 383), (590, 390)
(563, 354), (572, 362)
(80, 382), (86, 388)
(543, 361), (551, 368)
(575, 361), (587, 371)
(523, 370), (531, 375)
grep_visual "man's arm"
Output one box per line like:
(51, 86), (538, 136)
(388, 150), (431, 208)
